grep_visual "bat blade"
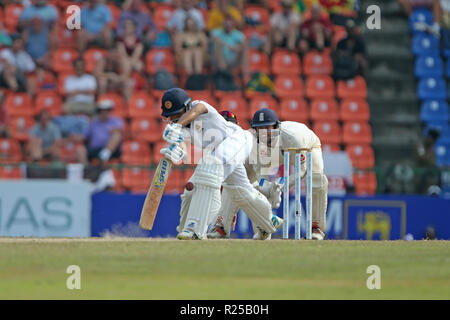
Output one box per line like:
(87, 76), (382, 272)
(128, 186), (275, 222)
(139, 158), (173, 230)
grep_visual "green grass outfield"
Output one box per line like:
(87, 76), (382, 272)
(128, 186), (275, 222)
(0, 238), (449, 299)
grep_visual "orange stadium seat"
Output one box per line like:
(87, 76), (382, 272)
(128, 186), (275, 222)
(8, 116), (34, 142)
(83, 48), (108, 73)
(244, 6), (270, 32)
(353, 171), (377, 195)
(332, 25), (347, 48)
(249, 49), (270, 74)
(279, 98), (309, 122)
(337, 76), (367, 99)
(0, 165), (23, 180)
(97, 92), (127, 118)
(305, 75), (335, 99)
(121, 140), (152, 165)
(0, 138), (22, 163)
(272, 50), (302, 75)
(310, 99), (339, 121)
(121, 167), (154, 193)
(52, 48), (79, 73)
(130, 118), (161, 143)
(312, 121), (342, 145)
(153, 5), (174, 30)
(186, 90), (216, 105)
(106, 3), (121, 29)
(268, 0), (283, 11)
(130, 72), (148, 93)
(27, 69), (57, 93)
(303, 51), (333, 76)
(342, 121), (372, 145)
(128, 91), (157, 118)
(145, 48), (175, 74)
(35, 91), (62, 116)
(219, 95), (250, 122)
(346, 144), (375, 169)
(249, 94), (278, 115)
(56, 27), (77, 49)
(274, 75), (304, 99)
(340, 99), (370, 121)
(4, 93), (33, 117)
(322, 144), (341, 153)
(152, 140), (168, 164)
(4, 4), (24, 34)
(57, 72), (74, 95)
(165, 168), (185, 193)
(59, 141), (83, 163)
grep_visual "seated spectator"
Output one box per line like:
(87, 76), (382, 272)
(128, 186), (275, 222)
(0, 92), (9, 137)
(22, 17), (52, 69)
(28, 110), (62, 162)
(434, 0), (450, 49)
(174, 16), (208, 75)
(322, 148), (355, 196)
(27, 65), (57, 96)
(117, 0), (157, 45)
(0, 35), (36, 92)
(398, 0), (434, 17)
(78, 0), (113, 52)
(167, 0), (205, 33)
(94, 49), (126, 98)
(332, 19), (367, 79)
(265, 0), (301, 54)
(0, 23), (12, 47)
(211, 16), (249, 80)
(207, 0), (243, 31)
(80, 100), (124, 163)
(298, 4), (332, 55)
(63, 59), (97, 116)
(118, 19), (144, 78)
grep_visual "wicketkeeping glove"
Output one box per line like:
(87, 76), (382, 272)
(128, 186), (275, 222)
(163, 123), (184, 145)
(256, 178), (283, 209)
(160, 144), (185, 164)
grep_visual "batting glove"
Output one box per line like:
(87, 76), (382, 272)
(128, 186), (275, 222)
(160, 144), (185, 164)
(163, 123), (184, 145)
(256, 178), (283, 209)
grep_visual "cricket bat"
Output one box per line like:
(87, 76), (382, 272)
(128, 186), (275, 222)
(139, 157), (173, 230)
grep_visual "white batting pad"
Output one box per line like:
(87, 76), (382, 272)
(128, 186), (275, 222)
(312, 173), (328, 231)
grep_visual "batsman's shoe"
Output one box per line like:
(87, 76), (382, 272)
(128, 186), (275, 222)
(177, 229), (205, 240)
(253, 215), (284, 240)
(207, 223), (229, 239)
(311, 222), (325, 240)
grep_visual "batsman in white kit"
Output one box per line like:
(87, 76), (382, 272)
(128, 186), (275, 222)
(208, 108), (328, 240)
(159, 88), (284, 240)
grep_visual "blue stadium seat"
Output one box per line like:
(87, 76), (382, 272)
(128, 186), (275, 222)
(420, 100), (449, 123)
(445, 59), (450, 78)
(439, 126), (450, 143)
(418, 77), (447, 100)
(415, 55), (443, 78)
(434, 140), (449, 167)
(409, 9), (433, 34)
(412, 34), (440, 56)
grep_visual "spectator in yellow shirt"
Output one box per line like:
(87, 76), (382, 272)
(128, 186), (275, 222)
(207, 0), (243, 31)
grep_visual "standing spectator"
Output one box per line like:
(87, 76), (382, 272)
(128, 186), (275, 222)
(174, 16), (208, 75)
(117, 19), (144, 78)
(207, 0), (243, 31)
(323, 148), (355, 196)
(117, 0), (156, 43)
(298, 4), (333, 54)
(81, 100), (124, 163)
(63, 59), (97, 116)
(167, 0), (205, 33)
(19, 0), (59, 28)
(78, 0), (113, 52)
(0, 35), (36, 92)
(211, 15), (249, 79)
(398, 0), (434, 17)
(265, 0), (301, 54)
(22, 17), (52, 68)
(28, 110), (62, 162)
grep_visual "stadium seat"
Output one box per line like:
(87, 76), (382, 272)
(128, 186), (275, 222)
(27, 70), (57, 93)
(3, 93), (33, 117)
(145, 49), (176, 74)
(52, 48), (79, 73)
(279, 98), (309, 123)
(244, 6), (270, 32)
(274, 75), (304, 99)
(186, 90), (216, 106)
(219, 95), (250, 122)
(435, 139), (450, 167)
(0, 138), (22, 163)
(353, 171), (377, 195)
(35, 91), (63, 116)
(121, 167), (153, 193)
(4, 3), (24, 34)
(409, 9), (433, 34)
(130, 72), (148, 93)
(249, 49), (270, 74)
(56, 27), (77, 49)
(415, 55), (443, 78)
(340, 99), (370, 121)
(312, 121), (342, 144)
(332, 26), (347, 49)
(305, 75), (335, 99)
(106, 3), (121, 29)
(0, 164), (23, 180)
(249, 94), (278, 115)
(412, 34), (440, 56)
(346, 144), (375, 169)
(310, 99), (339, 121)
(342, 121), (372, 144)
(322, 144), (341, 153)
(111, 168), (123, 192)
(165, 168), (185, 193)
(97, 93), (127, 118)
(83, 48), (108, 73)
(417, 77), (447, 100)
(420, 100), (449, 124)
(8, 116), (34, 141)
(271, 50), (302, 75)
(121, 140), (152, 165)
(128, 92), (157, 118)
(58, 141), (83, 163)
(303, 51), (333, 76)
(337, 76), (367, 99)
(153, 5), (174, 30)
(130, 118), (161, 143)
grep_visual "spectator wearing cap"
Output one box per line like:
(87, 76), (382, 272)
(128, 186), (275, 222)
(80, 100), (124, 163)
(63, 59), (97, 116)
(207, 0), (243, 31)
(28, 109), (62, 162)
(78, 0), (113, 52)
(298, 4), (333, 55)
(265, 0), (301, 54)
(167, 0), (205, 33)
